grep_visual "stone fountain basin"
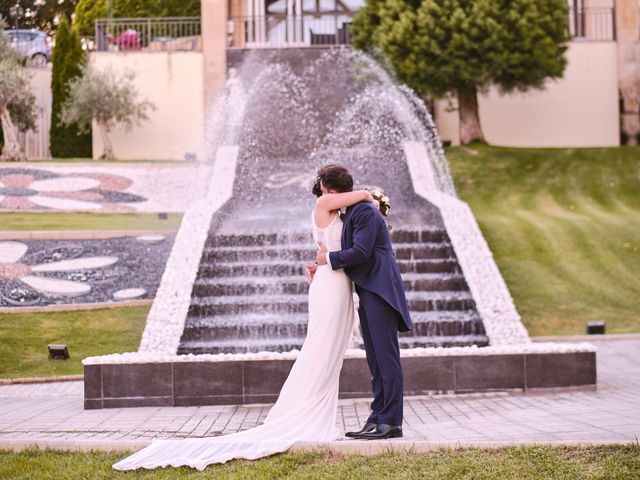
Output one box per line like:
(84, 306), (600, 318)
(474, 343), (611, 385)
(83, 343), (596, 409)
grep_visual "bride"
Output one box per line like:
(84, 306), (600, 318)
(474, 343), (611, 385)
(112, 172), (380, 471)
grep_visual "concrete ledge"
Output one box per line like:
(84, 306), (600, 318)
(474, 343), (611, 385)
(0, 299), (152, 314)
(84, 351), (597, 409)
(0, 375), (83, 385)
(533, 333), (640, 342)
(0, 229), (177, 241)
(0, 437), (631, 454)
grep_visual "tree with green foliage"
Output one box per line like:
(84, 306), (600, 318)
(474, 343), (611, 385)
(351, 0), (570, 144)
(0, 0), (78, 35)
(49, 17), (92, 158)
(74, 0), (201, 37)
(0, 18), (38, 161)
(61, 64), (155, 159)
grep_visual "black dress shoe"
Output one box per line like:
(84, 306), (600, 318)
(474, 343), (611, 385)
(345, 422), (377, 438)
(359, 424), (403, 440)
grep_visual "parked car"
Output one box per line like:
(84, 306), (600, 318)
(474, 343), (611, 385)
(6, 29), (51, 67)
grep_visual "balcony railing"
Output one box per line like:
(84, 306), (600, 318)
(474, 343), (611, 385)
(94, 17), (202, 52)
(228, 14), (354, 49)
(90, 7), (616, 54)
(568, 7), (616, 41)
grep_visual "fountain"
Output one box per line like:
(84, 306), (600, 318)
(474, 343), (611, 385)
(83, 48), (596, 409)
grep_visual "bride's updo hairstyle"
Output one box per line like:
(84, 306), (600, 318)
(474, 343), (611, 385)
(312, 164), (354, 197)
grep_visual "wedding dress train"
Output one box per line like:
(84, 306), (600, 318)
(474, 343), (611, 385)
(113, 213), (354, 470)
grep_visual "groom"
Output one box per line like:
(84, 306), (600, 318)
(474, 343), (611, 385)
(315, 165), (412, 440)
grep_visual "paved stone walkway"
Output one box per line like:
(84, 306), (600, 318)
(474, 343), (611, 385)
(0, 336), (638, 454)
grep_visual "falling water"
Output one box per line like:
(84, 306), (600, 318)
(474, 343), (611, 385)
(178, 48), (487, 355)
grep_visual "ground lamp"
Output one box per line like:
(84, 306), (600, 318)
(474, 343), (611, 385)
(48, 344), (70, 360)
(586, 321), (606, 335)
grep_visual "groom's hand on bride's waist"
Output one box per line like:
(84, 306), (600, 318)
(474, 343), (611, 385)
(316, 240), (328, 266)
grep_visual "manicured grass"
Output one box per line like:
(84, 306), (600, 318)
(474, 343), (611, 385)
(1, 445), (639, 479)
(25, 158), (182, 163)
(447, 145), (640, 337)
(0, 306), (148, 378)
(0, 212), (182, 231)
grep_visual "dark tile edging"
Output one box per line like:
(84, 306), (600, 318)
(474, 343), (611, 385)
(84, 351), (596, 409)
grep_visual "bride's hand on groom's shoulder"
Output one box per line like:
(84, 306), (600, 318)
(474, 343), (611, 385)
(305, 263), (317, 284)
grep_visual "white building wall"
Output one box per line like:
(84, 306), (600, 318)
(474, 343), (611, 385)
(90, 52), (205, 161)
(435, 41), (620, 147)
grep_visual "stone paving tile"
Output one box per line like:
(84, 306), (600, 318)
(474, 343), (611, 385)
(0, 337), (639, 451)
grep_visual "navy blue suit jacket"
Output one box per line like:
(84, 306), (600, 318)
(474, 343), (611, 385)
(328, 202), (412, 332)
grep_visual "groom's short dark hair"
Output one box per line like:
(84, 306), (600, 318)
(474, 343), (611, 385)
(313, 164), (353, 197)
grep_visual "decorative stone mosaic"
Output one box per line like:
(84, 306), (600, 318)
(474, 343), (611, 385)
(0, 165), (214, 213)
(0, 236), (174, 307)
(0, 168), (146, 212)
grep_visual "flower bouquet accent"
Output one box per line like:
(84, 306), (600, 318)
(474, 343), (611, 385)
(365, 187), (391, 217)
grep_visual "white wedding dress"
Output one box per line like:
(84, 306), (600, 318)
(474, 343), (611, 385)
(113, 213), (355, 471)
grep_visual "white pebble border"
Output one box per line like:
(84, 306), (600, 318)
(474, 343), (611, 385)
(135, 235), (166, 244)
(404, 141), (530, 345)
(82, 341), (595, 365)
(113, 288), (146, 301)
(135, 146), (239, 355)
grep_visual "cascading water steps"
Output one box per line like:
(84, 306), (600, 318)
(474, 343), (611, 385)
(178, 226), (489, 355)
(173, 48), (491, 356)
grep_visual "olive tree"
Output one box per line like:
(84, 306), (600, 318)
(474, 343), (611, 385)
(61, 64), (155, 159)
(0, 19), (38, 161)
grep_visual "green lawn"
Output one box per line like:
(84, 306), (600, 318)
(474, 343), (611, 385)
(0, 306), (148, 378)
(0, 212), (182, 231)
(447, 145), (640, 337)
(1, 445), (639, 479)
(24, 158), (182, 163)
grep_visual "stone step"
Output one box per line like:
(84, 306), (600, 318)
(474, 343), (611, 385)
(202, 244), (315, 263)
(206, 228), (449, 248)
(192, 276), (309, 297)
(408, 311), (486, 336)
(398, 334), (490, 349)
(401, 273), (468, 291)
(404, 291), (476, 312)
(200, 242), (455, 264)
(184, 313), (309, 329)
(399, 259), (461, 275)
(198, 261), (306, 279)
(191, 273), (469, 298)
(181, 314), (308, 342)
(187, 291), (475, 317)
(181, 310), (485, 342)
(197, 258), (462, 279)
(206, 232), (312, 248)
(188, 294), (311, 317)
(394, 243), (455, 261)
(410, 320), (485, 337)
(391, 228), (449, 244)
(178, 337), (306, 355)
(178, 333), (490, 355)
